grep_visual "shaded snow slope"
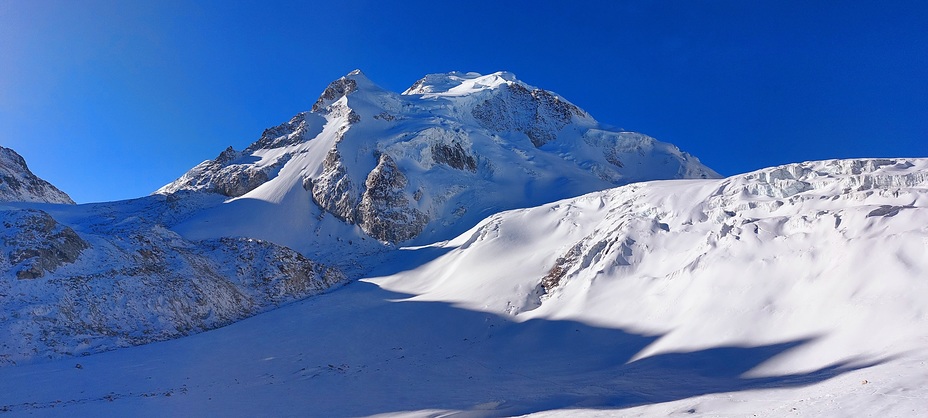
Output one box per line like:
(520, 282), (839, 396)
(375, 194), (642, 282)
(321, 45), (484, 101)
(2, 158), (925, 416)
(0, 146), (74, 204)
(158, 70), (717, 250)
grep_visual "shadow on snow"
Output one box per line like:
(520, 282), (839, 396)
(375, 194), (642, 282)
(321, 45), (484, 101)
(0, 266), (881, 417)
(243, 281), (878, 417)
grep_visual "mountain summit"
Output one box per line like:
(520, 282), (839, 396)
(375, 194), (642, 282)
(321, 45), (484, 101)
(0, 146), (74, 204)
(158, 70), (718, 246)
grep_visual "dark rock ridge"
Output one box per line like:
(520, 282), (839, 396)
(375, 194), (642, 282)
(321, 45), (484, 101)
(249, 113), (312, 151)
(431, 141), (478, 172)
(160, 146), (292, 198)
(0, 209), (89, 279)
(312, 73), (359, 113)
(310, 148), (358, 223)
(472, 82), (586, 147)
(0, 146), (74, 204)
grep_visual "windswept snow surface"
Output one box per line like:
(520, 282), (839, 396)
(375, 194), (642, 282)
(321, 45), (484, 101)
(2, 158), (926, 417)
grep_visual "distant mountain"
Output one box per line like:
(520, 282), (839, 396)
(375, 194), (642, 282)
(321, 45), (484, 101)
(158, 70), (718, 246)
(0, 146), (74, 204)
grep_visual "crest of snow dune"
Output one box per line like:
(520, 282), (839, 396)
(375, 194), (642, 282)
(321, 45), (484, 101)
(158, 70), (719, 246)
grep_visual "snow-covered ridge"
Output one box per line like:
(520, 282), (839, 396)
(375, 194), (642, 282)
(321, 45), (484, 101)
(0, 195), (348, 366)
(402, 71), (523, 96)
(357, 157), (928, 414)
(398, 157), (928, 315)
(0, 147), (349, 366)
(158, 70), (718, 247)
(0, 146), (74, 204)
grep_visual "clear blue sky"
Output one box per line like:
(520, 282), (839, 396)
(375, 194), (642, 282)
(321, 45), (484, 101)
(1, 1), (926, 203)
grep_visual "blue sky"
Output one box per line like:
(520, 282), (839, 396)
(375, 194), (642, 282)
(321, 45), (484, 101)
(1, 0), (926, 203)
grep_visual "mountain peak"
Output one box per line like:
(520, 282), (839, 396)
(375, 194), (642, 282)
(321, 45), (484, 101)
(0, 146), (74, 204)
(311, 69), (385, 113)
(343, 69), (377, 86)
(403, 71), (526, 96)
(160, 69), (718, 245)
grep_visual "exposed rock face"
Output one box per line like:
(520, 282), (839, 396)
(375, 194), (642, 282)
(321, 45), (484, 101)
(312, 73), (359, 113)
(0, 209), (89, 279)
(357, 153), (428, 242)
(310, 148), (359, 223)
(541, 243), (583, 294)
(0, 146), (74, 204)
(156, 146), (293, 198)
(431, 141), (477, 172)
(249, 113), (312, 151)
(472, 83), (585, 147)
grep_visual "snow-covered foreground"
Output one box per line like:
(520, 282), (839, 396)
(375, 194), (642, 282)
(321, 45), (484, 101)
(2, 158), (927, 416)
(1, 279), (923, 417)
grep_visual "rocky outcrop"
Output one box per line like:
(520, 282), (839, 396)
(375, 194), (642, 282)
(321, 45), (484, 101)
(0, 209), (89, 279)
(0, 209), (347, 366)
(156, 147), (292, 197)
(472, 83), (585, 147)
(248, 113), (312, 151)
(431, 141), (477, 172)
(312, 72), (360, 113)
(357, 153), (428, 242)
(0, 146), (74, 204)
(310, 148), (359, 223)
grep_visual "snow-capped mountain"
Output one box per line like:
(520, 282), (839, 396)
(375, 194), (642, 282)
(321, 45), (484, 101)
(158, 70), (717, 250)
(0, 146), (74, 204)
(0, 72), (719, 367)
(2, 157), (924, 416)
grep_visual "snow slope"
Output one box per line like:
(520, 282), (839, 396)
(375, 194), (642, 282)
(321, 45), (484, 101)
(2, 157), (925, 416)
(158, 70), (717, 257)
